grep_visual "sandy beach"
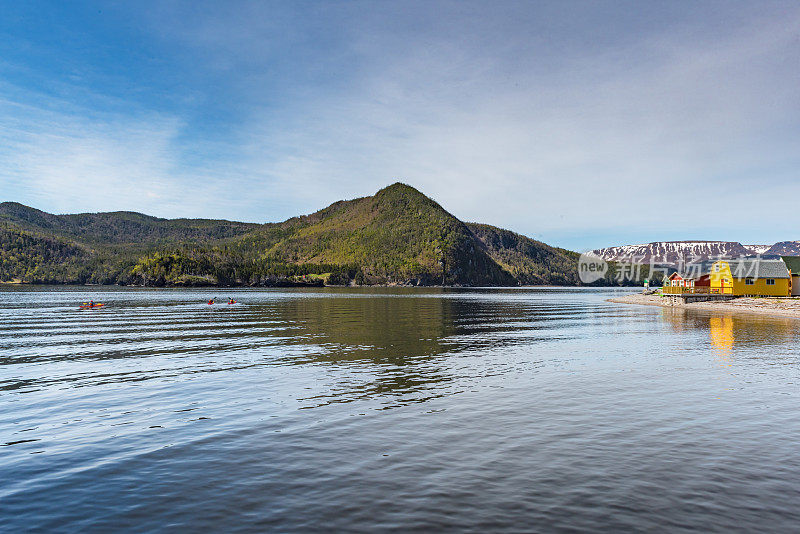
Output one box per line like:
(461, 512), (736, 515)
(608, 293), (800, 320)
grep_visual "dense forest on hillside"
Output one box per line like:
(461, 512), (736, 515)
(0, 184), (649, 287)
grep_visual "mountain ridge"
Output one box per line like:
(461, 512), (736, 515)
(592, 240), (800, 264)
(1, 183), (581, 287)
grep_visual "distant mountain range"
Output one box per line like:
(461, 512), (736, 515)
(0, 183), (580, 287)
(591, 241), (800, 264)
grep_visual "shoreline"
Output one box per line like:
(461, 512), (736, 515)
(0, 282), (627, 289)
(608, 293), (800, 320)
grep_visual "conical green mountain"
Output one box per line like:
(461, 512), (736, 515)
(0, 183), (579, 286)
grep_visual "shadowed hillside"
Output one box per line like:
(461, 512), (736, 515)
(467, 223), (580, 285)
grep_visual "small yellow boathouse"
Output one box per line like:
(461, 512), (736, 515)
(663, 258), (792, 298)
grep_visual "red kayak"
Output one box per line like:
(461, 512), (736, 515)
(79, 303), (104, 309)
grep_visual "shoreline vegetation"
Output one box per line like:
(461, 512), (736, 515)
(1, 183), (654, 289)
(608, 293), (800, 320)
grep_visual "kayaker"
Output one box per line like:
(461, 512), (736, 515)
(89, 300), (94, 307)
(228, 297), (235, 304)
(208, 297), (215, 305)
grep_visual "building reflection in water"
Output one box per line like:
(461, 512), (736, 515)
(660, 307), (798, 363)
(708, 316), (734, 361)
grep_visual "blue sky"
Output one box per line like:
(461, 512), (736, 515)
(1, 1), (799, 251)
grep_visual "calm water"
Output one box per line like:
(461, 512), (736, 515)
(2, 286), (800, 532)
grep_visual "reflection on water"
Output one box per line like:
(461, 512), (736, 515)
(0, 288), (577, 407)
(660, 306), (799, 363)
(709, 316), (735, 360)
(3, 287), (800, 532)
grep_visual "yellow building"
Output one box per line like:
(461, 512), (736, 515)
(709, 259), (791, 297)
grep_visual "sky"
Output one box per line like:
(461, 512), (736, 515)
(0, 1), (798, 251)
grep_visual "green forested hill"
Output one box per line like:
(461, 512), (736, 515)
(0, 202), (260, 244)
(467, 223), (580, 285)
(0, 184), (583, 286)
(232, 184), (514, 285)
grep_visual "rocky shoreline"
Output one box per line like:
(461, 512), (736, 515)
(608, 293), (800, 320)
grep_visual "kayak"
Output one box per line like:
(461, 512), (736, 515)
(80, 303), (104, 309)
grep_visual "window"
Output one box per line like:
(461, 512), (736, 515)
(766, 279), (775, 286)
(714, 265), (720, 272)
(745, 278), (754, 285)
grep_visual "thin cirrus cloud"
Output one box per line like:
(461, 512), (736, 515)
(0, 1), (798, 249)
(1, 95), (178, 213)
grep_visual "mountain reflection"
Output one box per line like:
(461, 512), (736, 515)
(252, 291), (554, 408)
(1, 288), (586, 407)
(263, 293), (458, 363)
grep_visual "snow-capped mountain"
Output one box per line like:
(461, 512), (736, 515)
(590, 241), (788, 264)
(764, 241), (800, 256)
(744, 244), (773, 255)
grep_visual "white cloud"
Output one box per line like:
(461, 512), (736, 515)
(2, 2), (799, 251)
(227, 3), (800, 247)
(0, 89), (248, 220)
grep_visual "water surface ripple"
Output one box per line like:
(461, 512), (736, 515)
(2, 286), (800, 532)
